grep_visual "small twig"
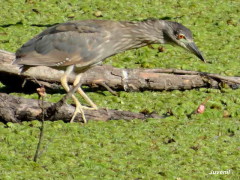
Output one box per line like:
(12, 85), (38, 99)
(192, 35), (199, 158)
(38, 135), (55, 158)
(98, 81), (119, 96)
(33, 86), (46, 162)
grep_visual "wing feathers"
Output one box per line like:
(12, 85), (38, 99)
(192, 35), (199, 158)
(14, 20), (113, 68)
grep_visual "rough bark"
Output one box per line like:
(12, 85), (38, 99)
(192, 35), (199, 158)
(0, 49), (239, 92)
(0, 93), (161, 123)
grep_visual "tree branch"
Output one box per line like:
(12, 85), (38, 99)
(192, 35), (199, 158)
(0, 93), (161, 123)
(0, 49), (239, 93)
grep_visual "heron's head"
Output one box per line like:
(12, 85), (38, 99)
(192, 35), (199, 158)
(163, 21), (206, 62)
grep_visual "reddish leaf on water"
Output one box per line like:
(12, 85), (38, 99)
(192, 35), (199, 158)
(196, 96), (211, 114)
(197, 104), (205, 114)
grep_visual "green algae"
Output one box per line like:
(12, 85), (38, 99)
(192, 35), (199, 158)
(0, 0), (240, 179)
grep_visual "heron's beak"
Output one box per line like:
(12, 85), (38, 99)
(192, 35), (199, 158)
(186, 42), (206, 63)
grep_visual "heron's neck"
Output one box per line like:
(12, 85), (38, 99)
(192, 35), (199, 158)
(115, 20), (165, 52)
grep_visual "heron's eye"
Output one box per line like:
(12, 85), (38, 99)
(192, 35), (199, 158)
(177, 34), (185, 40)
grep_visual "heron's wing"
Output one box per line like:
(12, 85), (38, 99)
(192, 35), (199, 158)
(14, 21), (109, 67)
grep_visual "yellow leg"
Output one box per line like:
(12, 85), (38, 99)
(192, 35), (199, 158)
(73, 74), (98, 110)
(61, 66), (87, 123)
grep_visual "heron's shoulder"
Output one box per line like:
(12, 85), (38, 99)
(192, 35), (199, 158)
(37, 20), (119, 38)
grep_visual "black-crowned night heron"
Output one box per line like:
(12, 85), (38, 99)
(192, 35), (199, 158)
(13, 19), (205, 123)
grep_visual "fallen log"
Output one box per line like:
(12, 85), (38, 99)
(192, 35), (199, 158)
(0, 93), (161, 123)
(0, 49), (239, 92)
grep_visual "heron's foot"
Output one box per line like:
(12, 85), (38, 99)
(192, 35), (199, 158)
(76, 87), (98, 110)
(70, 102), (87, 123)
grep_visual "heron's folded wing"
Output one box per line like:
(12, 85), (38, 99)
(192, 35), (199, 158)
(14, 21), (108, 67)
